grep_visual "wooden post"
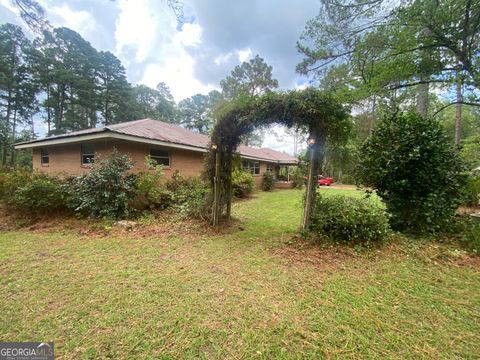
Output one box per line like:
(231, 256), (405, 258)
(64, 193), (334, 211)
(225, 152), (233, 221)
(302, 135), (319, 231)
(212, 148), (221, 227)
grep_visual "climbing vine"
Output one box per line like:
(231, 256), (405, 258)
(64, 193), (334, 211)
(205, 88), (351, 227)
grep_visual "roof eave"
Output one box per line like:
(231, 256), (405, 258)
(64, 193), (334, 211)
(14, 131), (299, 164)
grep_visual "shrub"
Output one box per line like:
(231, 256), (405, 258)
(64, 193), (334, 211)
(310, 195), (391, 245)
(290, 166), (306, 189)
(135, 157), (173, 209)
(5, 172), (67, 214)
(356, 112), (467, 233)
(340, 174), (355, 185)
(166, 171), (211, 218)
(262, 171), (275, 191)
(232, 169), (254, 198)
(464, 175), (480, 207)
(67, 150), (138, 219)
(462, 222), (480, 254)
(0, 170), (31, 201)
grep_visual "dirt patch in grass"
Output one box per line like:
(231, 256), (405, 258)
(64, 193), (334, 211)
(271, 236), (359, 273)
(272, 235), (480, 275)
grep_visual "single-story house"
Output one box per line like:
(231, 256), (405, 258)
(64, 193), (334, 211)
(14, 118), (299, 188)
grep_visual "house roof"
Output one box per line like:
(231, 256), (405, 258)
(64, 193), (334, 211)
(15, 118), (299, 164)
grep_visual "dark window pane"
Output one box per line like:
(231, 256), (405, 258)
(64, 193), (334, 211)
(150, 149), (169, 158)
(41, 149), (49, 165)
(152, 157), (170, 166)
(254, 162), (260, 175)
(81, 144), (95, 154)
(81, 144), (95, 165)
(82, 155), (95, 164)
(150, 148), (170, 167)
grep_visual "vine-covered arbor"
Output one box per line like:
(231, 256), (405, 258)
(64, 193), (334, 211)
(205, 88), (351, 229)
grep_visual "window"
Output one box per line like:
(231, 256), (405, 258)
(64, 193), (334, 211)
(150, 148), (170, 167)
(242, 160), (260, 175)
(81, 144), (95, 165)
(40, 149), (49, 166)
(266, 163), (273, 172)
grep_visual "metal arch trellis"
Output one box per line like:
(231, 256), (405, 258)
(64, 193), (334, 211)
(205, 88), (351, 230)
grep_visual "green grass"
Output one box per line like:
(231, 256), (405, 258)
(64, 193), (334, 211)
(0, 189), (479, 359)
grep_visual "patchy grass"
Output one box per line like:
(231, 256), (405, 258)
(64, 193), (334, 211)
(0, 189), (479, 359)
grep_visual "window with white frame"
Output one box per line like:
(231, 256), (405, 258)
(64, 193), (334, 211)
(150, 148), (170, 166)
(266, 163), (273, 172)
(81, 144), (95, 165)
(40, 149), (49, 166)
(242, 160), (260, 175)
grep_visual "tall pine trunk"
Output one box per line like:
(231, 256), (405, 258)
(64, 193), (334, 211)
(416, 81), (429, 118)
(2, 91), (12, 167)
(416, 28), (431, 118)
(455, 69), (463, 147)
(10, 108), (17, 166)
(369, 95), (376, 135)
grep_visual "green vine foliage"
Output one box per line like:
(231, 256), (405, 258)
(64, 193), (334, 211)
(205, 88), (351, 222)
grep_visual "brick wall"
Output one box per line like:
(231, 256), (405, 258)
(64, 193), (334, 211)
(33, 140), (204, 179)
(32, 140), (265, 188)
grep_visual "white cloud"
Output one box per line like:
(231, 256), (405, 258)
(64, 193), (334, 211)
(262, 125), (306, 156)
(237, 48), (252, 62)
(214, 52), (233, 66)
(0, 0), (19, 14)
(114, 0), (216, 101)
(114, 0), (160, 63)
(49, 4), (97, 37)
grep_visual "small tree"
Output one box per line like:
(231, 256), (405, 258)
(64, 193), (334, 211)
(68, 150), (137, 219)
(262, 171), (275, 191)
(356, 112), (466, 232)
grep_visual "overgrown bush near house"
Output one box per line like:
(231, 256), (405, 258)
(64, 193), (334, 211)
(3, 171), (68, 214)
(164, 171), (211, 218)
(310, 195), (391, 245)
(67, 150), (137, 219)
(0, 170), (30, 201)
(290, 166), (306, 189)
(135, 157), (173, 209)
(262, 171), (275, 191)
(231, 169), (254, 197)
(356, 112), (467, 233)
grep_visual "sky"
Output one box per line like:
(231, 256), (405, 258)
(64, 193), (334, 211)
(0, 0), (321, 154)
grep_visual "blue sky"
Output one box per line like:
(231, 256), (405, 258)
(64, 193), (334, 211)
(0, 0), (320, 153)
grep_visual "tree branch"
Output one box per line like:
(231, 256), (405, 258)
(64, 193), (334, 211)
(433, 101), (480, 117)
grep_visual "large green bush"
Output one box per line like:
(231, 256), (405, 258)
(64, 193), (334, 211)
(1, 171), (68, 214)
(310, 195), (391, 245)
(166, 171), (211, 218)
(290, 166), (306, 189)
(232, 169), (254, 198)
(67, 150), (138, 219)
(0, 170), (30, 201)
(356, 112), (466, 233)
(135, 158), (173, 209)
(262, 171), (275, 191)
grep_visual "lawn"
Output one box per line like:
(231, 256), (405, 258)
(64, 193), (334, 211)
(0, 188), (479, 359)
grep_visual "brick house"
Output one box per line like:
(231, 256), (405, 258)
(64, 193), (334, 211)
(14, 119), (298, 188)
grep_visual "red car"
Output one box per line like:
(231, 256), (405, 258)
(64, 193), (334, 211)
(318, 176), (334, 186)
